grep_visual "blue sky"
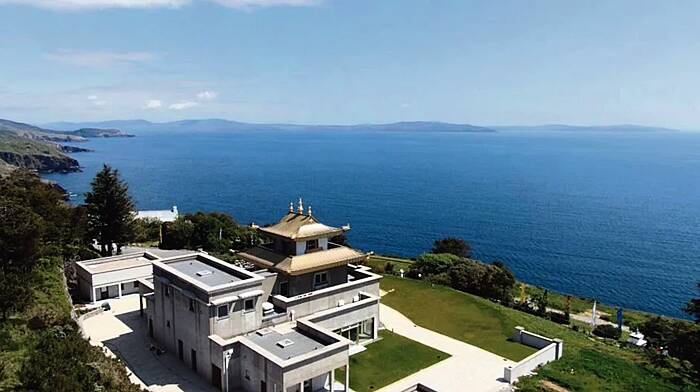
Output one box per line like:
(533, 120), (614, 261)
(1, 0), (700, 128)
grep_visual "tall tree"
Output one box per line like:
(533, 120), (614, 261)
(432, 237), (472, 258)
(0, 199), (42, 319)
(84, 165), (135, 256)
(685, 282), (700, 323)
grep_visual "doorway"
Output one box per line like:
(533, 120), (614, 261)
(191, 349), (197, 372)
(178, 340), (183, 360)
(211, 364), (222, 390)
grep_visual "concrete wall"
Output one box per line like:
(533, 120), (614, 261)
(92, 264), (152, 286)
(284, 266), (348, 296)
(504, 327), (564, 384)
(307, 296), (379, 339)
(237, 345), (284, 392)
(271, 271), (380, 321)
(504, 343), (557, 383)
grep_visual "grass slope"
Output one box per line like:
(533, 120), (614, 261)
(379, 275), (697, 391)
(337, 330), (449, 392)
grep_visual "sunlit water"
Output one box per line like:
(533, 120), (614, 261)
(46, 129), (700, 318)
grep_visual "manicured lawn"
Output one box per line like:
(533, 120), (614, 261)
(336, 330), (448, 392)
(379, 274), (698, 391)
(381, 274), (536, 361)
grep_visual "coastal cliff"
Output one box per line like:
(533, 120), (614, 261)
(0, 151), (80, 173)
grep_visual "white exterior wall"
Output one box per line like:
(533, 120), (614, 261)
(272, 279), (380, 320)
(504, 343), (557, 383)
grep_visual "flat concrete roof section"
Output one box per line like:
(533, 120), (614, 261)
(168, 258), (244, 286)
(78, 252), (158, 274)
(247, 327), (326, 361)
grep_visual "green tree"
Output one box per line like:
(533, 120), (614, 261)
(432, 237), (472, 258)
(133, 217), (162, 244)
(685, 282), (700, 323)
(410, 253), (462, 277)
(0, 200), (42, 319)
(490, 261), (516, 303)
(84, 165), (135, 256)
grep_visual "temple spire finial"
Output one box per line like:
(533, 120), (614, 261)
(289, 202), (294, 213)
(298, 197), (304, 214)
(308, 205), (312, 216)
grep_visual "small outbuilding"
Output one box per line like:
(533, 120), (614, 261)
(76, 251), (160, 303)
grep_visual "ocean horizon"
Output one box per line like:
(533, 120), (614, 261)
(45, 128), (700, 319)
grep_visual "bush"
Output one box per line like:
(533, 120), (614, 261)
(427, 272), (451, 286)
(548, 311), (570, 325)
(133, 217), (161, 243)
(447, 259), (516, 303)
(593, 324), (622, 340)
(384, 262), (395, 274)
(432, 237), (471, 258)
(409, 253), (462, 278)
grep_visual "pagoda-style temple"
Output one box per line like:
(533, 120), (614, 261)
(237, 199), (368, 297)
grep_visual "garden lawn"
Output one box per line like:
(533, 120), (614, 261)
(379, 275), (698, 391)
(336, 330), (448, 392)
(381, 274), (535, 361)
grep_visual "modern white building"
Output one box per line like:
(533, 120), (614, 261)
(138, 201), (382, 392)
(76, 251), (159, 303)
(136, 205), (179, 222)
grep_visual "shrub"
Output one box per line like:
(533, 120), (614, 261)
(427, 272), (451, 286)
(409, 253), (462, 278)
(432, 237), (471, 258)
(384, 262), (395, 274)
(548, 311), (570, 325)
(593, 324), (622, 340)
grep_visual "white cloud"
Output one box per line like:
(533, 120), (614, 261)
(0, 0), (188, 10)
(45, 49), (157, 68)
(169, 101), (198, 110)
(196, 90), (218, 101)
(210, 0), (320, 8)
(86, 95), (108, 106)
(144, 99), (163, 109)
(0, 0), (320, 10)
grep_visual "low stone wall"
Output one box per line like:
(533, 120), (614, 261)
(503, 326), (563, 384)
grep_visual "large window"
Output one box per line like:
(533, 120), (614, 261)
(244, 298), (255, 312)
(306, 239), (319, 252)
(313, 271), (329, 289)
(217, 304), (229, 318)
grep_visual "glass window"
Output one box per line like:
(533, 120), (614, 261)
(314, 271), (329, 288)
(306, 239), (319, 251)
(133, 281), (140, 288)
(217, 304), (229, 318)
(189, 299), (195, 312)
(244, 298), (255, 311)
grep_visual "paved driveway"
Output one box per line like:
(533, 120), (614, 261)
(80, 295), (218, 392)
(377, 304), (515, 392)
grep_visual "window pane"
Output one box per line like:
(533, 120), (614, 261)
(218, 305), (228, 317)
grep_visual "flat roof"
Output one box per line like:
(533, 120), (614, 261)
(168, 258), (244, 286)
(77, 252), (158, 274)
(246, 326), (327, 360)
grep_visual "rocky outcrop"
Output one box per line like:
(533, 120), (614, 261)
(60, 145), (92, 153)
(0, 151), (80, 173)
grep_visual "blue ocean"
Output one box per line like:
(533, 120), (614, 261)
(45, 129), (700, 319)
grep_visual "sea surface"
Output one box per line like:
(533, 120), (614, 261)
(45, 129), (700, 319)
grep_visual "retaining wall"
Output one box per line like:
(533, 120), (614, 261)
(504, 326), (563, 384)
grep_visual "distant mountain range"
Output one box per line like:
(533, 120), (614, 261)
(42, 119), (687, 134)
(44, 119), (496, 134)
(490, 124), (681, 133)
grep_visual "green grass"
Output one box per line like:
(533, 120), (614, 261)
(0, 263), (70, 389)
(379, 275), (698, 391)
(336, 330), (448, 392)
(0, 134), (64, 156)
(367, 255), (414, 274)
(381, 274), (536, 360)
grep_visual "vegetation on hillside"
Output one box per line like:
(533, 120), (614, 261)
(161, 211), (258, 253)
(0, 170), (141, 391)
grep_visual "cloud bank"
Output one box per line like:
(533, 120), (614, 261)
(44, 50), (157, 68)
(0, 0), (320, 10)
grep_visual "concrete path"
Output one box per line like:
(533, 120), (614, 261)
(376, 304), (515, 392)
(80, 295), (218, 392)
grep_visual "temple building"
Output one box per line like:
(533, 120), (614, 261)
(138, 200), (382, 392)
